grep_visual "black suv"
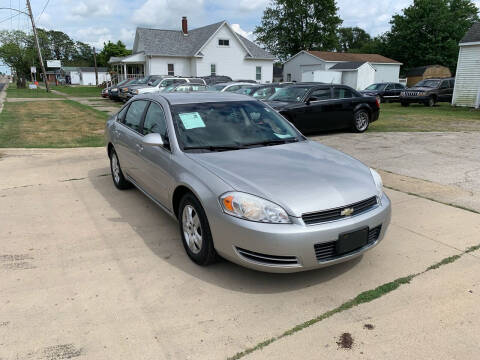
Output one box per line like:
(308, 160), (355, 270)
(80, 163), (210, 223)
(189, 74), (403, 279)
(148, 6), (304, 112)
(265, 84), (380, 133)
(400, 78), (455, 107)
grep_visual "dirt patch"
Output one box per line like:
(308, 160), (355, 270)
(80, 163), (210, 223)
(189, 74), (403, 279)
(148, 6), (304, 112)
(336, 332), (354, 349)
(42, 343), (83, 359)
(363, 323), (375, 330)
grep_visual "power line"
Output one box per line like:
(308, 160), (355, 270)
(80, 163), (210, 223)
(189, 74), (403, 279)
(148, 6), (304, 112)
(0, 11), (22, 25)
(36, 0), (50, 22)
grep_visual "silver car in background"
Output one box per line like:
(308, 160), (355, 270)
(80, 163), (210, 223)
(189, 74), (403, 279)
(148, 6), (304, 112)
(105, 92), (391, 273)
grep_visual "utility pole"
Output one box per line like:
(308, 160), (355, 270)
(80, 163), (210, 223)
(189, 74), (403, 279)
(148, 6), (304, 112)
(93, 47), (98, 86)
(25, 0), (49, 92)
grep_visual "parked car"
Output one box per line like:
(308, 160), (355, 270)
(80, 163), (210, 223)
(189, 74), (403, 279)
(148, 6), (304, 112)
(201, 75), (232, 85)
(105, 92), (391, 272)
(360, 82), (405, 103)
(234, 83), (291, 100)
(207, 82), (255, 92)
(132, 77), (206, 97)
(108, 79), (137, 101)
(119, 75), (164, 101)
(233, 79), (258, 84)
(101, 87), (109, 98)
(163, 83), (208, 92)
(265, 84), (380, 133)
(399, 78), (455, 107)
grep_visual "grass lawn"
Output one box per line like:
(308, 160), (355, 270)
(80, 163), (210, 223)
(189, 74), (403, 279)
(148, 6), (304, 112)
(54, 85), (103, 97)
(0, 100), (108, 148)
(371, 103), (480, 132)
(6, 83), (62, 98)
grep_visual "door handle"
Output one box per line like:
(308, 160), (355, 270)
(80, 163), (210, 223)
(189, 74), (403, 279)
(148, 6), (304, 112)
(136, 143), (144, 152)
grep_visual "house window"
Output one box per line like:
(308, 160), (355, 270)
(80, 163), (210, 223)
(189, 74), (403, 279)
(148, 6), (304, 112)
(256, 66), (262, 81)
(211, 64), (216, 76)
(218, 39), (230, 46)
(167, 64), (174, 76)
(287, 73), (291, 81)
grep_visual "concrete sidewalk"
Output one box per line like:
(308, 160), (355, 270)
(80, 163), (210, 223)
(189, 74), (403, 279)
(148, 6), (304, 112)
(1, 148), (479, 360)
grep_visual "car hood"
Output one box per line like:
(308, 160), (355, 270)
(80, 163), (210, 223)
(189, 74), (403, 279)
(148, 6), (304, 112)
(264, 100), (298, 111)
(186, 140), (377, 217)
(405, 86), (434, 92)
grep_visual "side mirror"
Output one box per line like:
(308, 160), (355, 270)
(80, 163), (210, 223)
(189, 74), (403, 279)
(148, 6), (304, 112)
(142, 133), (164, 146)
(305, 98), (311, 105)
(147, 81), (153, 86)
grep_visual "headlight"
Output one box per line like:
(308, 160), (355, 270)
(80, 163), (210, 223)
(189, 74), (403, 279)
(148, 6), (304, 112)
(220, 192), (291, 224)
(111, 88), (117, 91)
(370, 168), (383, 197)
(134, 89), (139, 94)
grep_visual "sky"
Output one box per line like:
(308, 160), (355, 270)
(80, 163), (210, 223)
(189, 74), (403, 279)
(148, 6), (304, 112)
(1, 0), (480, 73)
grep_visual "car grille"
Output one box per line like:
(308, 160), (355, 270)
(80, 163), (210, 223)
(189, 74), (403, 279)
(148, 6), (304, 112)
(403, 91), (421, 96)
(302, 196), (378, 225)
(314, 225), (382, 262)
(236, 247), (299, 266)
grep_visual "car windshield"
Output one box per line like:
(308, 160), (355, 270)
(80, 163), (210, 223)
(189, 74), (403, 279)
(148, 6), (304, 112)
(171, 101), (303, 151)
(116, 79), (129, 87)
(207, 84), (227, 91)
(268, 87), (309, 102)
(365, 84), (386, 90)
(415, 79), (441, 88)
(135, 77), (149, 84)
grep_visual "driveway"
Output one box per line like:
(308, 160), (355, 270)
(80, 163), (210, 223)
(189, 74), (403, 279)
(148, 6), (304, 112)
(1, 147), (479, 359)
(313, 131), (480, 212)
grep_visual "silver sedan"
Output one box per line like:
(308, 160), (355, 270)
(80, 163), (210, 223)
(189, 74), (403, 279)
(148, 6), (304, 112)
(105, 92), (391, 273)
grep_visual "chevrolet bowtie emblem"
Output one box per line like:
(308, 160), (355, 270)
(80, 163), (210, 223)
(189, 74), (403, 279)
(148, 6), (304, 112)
(340, 207), (354, 216)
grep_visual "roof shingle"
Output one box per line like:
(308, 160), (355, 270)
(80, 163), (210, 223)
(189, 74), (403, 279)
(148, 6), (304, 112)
(307, 51), (400, 64)
(329, 61), (366, 70)
(460, 22), (480, 44)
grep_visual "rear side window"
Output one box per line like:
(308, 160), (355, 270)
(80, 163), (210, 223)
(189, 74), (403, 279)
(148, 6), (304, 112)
(143, 102), (167, 137)
(124, 100), (148, 133)
(395, 83), (405, 89)
(333, 88), (354, 99)
(440, 80), (449, 89)
(449, 79), (455, 88)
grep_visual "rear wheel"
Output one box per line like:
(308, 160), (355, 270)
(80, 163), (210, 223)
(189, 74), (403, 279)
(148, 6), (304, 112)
(109, 149), (132, 190)
(179, 193), (217, 266)
(353, 109), (370, 133)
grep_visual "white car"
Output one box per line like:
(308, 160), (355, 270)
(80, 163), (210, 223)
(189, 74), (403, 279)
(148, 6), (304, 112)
(207, 82), (257, 93)
(133, 77), (206, 96)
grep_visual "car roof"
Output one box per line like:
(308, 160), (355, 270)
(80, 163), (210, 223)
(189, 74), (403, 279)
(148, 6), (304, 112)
(137, 91), (253, 105)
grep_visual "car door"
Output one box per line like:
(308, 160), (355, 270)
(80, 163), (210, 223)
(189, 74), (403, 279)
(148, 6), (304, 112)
(115, 100), (149, 181)
(383, 84), (396, 100)
(438, 80), (450, 101)
(330, 87), (356, 129)
(135, 101), (173, 207)
(393, 83), (405, 100)
(295, 87), (335, 132)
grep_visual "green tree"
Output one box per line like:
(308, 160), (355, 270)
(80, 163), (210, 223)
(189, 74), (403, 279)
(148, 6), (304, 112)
(0, 30), (36, 86)
(254, 0), (342, 60)
(97, 41), (131, 67)
(384, 0), (479, 72)
(336, 27), (372, 52)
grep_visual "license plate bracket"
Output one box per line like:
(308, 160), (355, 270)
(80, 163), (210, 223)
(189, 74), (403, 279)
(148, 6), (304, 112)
(336, 227), (369, 255)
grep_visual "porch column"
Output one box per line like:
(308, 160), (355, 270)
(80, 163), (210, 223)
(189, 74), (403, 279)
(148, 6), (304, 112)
(123, 63), (127, 80)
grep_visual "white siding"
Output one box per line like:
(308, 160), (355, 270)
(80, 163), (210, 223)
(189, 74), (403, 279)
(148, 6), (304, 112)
(80, 72), (110, 85)
(452, 44), (480, 108)
(283, 52), (325, 82)
(148, 57), (191, 76)
(342, 71), (357, 89)
(70, 71), (80, 85)
(302, 70), (341, 83)
(195, 25), (272, 82)
(357, 63), (376, 90)
(371, 63), (400, 83)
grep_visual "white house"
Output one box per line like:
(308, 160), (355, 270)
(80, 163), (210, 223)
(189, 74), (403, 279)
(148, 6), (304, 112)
(452, 22), (480, 108)
(283, 51), (402, 89)
(110, 18), (275, 83)
(63, 67), (111, 85)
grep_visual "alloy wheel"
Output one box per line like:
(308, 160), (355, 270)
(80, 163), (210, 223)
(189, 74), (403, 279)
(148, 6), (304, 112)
(182, 205), (203, 254)
(355, 111), (369, 131)
(111, 153), (120, 184)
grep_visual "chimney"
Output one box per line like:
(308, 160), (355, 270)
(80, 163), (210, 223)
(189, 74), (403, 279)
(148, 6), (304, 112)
(182, 16), (188, 35)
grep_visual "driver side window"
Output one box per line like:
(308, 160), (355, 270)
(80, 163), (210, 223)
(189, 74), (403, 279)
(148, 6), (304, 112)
(309, 88), (331, 101)
(143, 102), (167, 138)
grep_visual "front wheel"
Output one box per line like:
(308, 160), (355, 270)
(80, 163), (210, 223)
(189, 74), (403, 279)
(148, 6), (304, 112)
(179, 193), (217, 266)
(353, 110), (370, 133)
(425, 96), (436, 107)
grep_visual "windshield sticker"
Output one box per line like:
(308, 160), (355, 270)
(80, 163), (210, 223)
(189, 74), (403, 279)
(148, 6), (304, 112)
(274, 133), (291, 139)
(179, 112), (206, 129)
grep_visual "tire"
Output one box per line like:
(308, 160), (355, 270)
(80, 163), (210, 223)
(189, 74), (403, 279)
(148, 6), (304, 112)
(425, 96), (436, 107)
(178, 193), (217, 266)
(109, 149), (132, 190)
(353, 109), (370, 133)
(401, 101), (410, 107)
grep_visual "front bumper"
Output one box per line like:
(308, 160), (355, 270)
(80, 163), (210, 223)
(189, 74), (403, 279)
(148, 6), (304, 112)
(400, 96), (429, 103)
(209, 193), (391, 273)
